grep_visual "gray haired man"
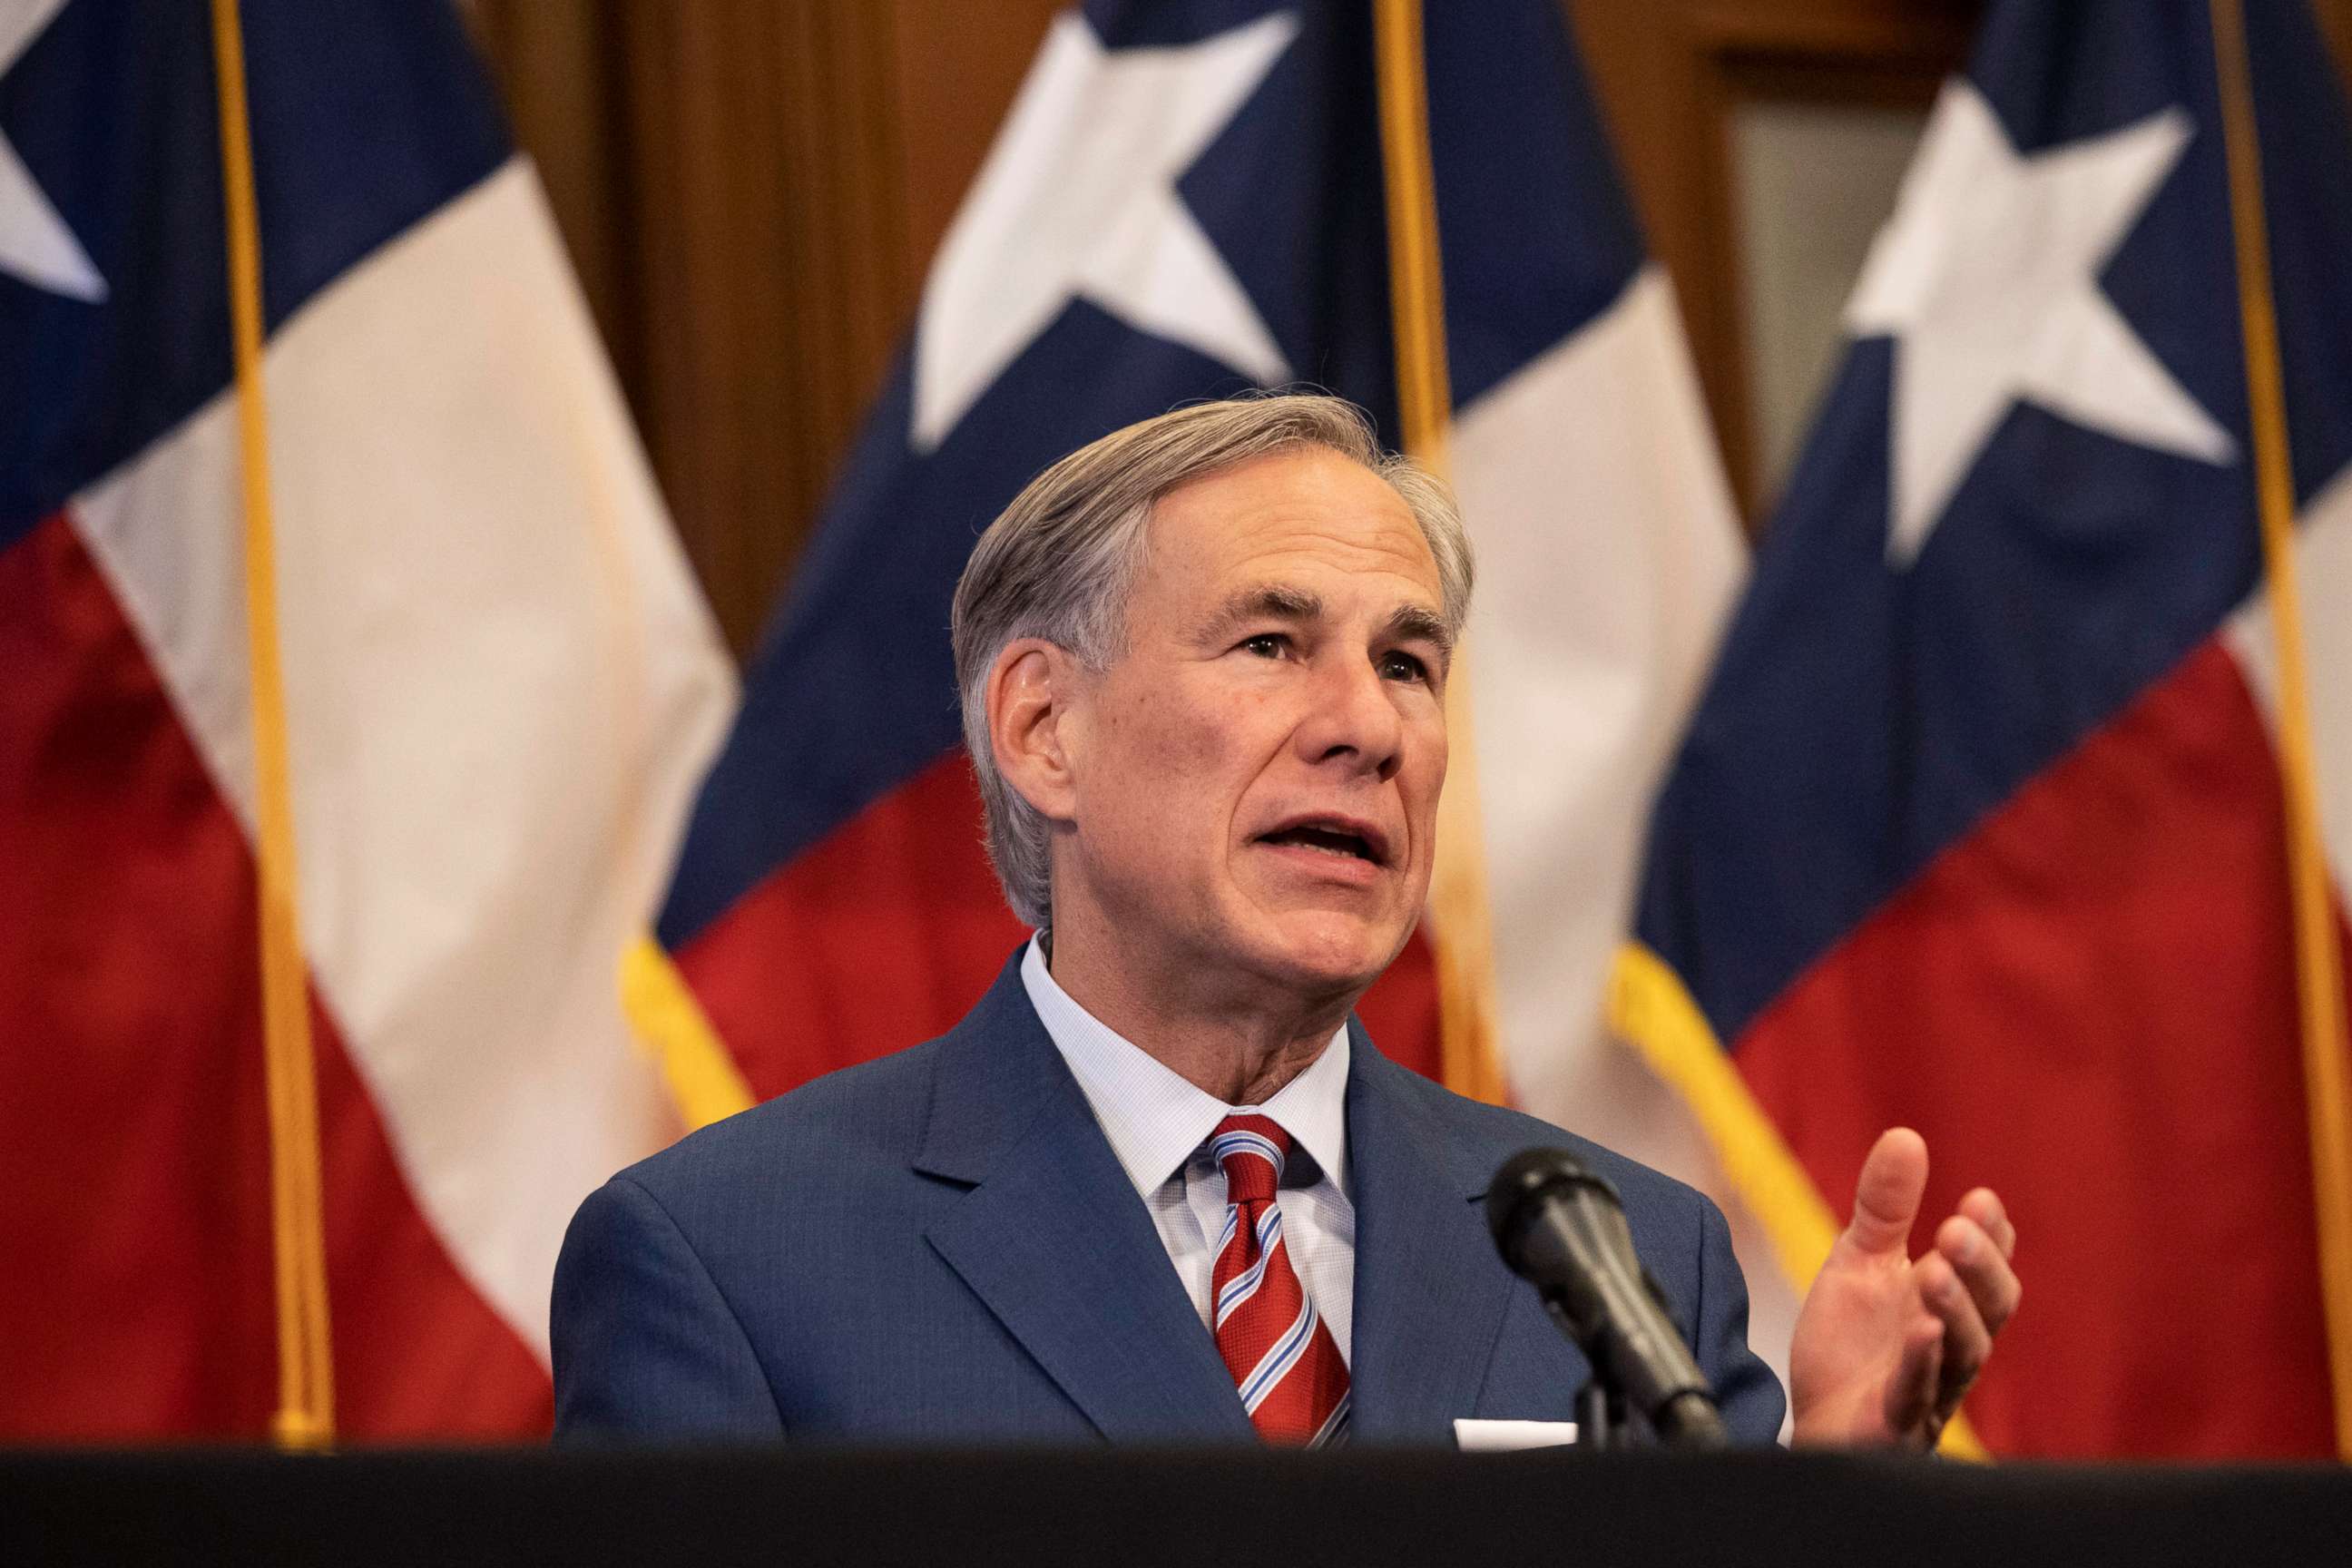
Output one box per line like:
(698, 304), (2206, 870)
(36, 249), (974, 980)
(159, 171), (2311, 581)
(554, 395), (2017, 1446)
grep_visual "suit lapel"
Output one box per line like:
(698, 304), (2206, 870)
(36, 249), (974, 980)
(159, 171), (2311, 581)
(916, 962), (1253, 1444)
(1344, 1024), (1520, 1444)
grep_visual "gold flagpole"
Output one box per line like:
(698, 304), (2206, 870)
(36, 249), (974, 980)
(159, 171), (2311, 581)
(1372, 0), (1506, 1104)
(210, 0), (335, 1449)
(2210, 0), (2352, 1457)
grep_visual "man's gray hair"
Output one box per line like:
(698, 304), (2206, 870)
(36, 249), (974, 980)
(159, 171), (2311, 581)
(950, 392), (1474, 929)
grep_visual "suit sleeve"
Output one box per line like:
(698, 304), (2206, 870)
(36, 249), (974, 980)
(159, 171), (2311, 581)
(551, 1175), (787, 1439)
(1690, 1191), (1788, 1446)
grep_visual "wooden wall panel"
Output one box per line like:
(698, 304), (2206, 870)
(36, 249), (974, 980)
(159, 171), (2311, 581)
(612, 2), (910, 654)
(889, 1), (1065, 277)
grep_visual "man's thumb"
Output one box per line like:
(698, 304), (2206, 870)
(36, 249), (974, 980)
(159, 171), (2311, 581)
(1844, 1127), (1928, 1255)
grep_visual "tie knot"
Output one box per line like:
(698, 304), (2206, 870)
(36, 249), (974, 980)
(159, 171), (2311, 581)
(1210, 1113), (1289, 1204)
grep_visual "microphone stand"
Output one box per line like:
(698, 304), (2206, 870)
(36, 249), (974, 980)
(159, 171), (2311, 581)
(1574, 1377), (1626, 1453)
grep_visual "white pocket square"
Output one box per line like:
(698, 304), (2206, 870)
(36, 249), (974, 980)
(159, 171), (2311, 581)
(1454, 1418), (1579, 1452)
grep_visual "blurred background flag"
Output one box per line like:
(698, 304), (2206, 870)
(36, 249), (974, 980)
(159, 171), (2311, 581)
(638, 0), (1780, 1361)
(0, 0), (733, 1438)
(1618, 0), (2352, 1457)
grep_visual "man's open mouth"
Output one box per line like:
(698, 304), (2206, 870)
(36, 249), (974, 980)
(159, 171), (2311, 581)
(1257, 818), (1389, 866)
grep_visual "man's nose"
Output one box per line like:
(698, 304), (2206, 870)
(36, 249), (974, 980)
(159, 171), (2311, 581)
(1294, 652), (1405, 779)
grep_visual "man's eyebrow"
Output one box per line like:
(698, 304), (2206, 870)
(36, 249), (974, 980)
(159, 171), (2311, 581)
(1201, 584), (1324, 635)
(1384, 603), (1454, 655)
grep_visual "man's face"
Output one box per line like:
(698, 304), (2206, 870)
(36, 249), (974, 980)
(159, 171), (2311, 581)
(1056, 446), (1451, 1001)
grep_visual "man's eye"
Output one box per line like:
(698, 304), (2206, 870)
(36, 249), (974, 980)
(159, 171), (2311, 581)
(1379, 650), (1429, 682)
(1241, 632), (1289, 658)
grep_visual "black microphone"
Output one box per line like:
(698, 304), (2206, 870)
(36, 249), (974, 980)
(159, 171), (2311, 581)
(1486, 1148), (1729, 1449)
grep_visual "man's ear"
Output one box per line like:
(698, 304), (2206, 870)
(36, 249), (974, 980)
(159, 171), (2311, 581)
(985, 638), (1083, 822)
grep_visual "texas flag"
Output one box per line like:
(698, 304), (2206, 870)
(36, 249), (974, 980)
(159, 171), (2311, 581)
(642, 0), (1775, 1350)
(0, 1), (733, 1436)
(1619, 0), (2352, 1456)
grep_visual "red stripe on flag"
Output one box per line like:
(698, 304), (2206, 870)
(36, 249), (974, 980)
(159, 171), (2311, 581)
(1735, 636), (2333, 1457)
(0, 514), (550, 1439)
(678, 750), (1445, 1102)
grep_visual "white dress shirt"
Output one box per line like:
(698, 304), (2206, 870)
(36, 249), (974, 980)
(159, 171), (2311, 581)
(1020, 936), (1357, 1362)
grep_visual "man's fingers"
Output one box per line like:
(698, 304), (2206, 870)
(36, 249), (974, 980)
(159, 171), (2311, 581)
(1959, 1188), (2015, 1259)
(1843, 1127), (1929, 1256)
(1937, 1214), (2023, 1336)
(1917, 1252), (1992, 1419)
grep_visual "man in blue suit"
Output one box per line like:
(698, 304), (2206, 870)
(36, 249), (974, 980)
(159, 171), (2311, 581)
(553, 396), (2018, 1446)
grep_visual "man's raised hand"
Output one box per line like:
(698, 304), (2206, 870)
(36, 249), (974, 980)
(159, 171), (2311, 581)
(1787, 1128), (2020, 1448)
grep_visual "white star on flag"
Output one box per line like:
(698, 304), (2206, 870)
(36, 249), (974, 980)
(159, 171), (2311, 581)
(1, 0), (106, 303)
(1847, 79), (2233, 565)
(910, 9), (1298, 452)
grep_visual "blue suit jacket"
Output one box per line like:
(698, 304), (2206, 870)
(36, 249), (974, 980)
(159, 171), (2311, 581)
(552, 956), (1786, 1444)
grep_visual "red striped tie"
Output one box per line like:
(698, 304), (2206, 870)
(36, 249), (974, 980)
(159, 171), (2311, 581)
(1208, 1113), (1350, 1446)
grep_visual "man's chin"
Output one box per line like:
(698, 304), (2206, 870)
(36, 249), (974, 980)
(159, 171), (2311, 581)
(1243, 909), (1414, 1000)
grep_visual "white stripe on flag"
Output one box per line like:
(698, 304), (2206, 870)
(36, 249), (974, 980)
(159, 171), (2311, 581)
(69, 157), (738, 1361)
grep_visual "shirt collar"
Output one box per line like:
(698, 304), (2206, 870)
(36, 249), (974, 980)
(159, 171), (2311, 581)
(1021, 936), (1350, 1200)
